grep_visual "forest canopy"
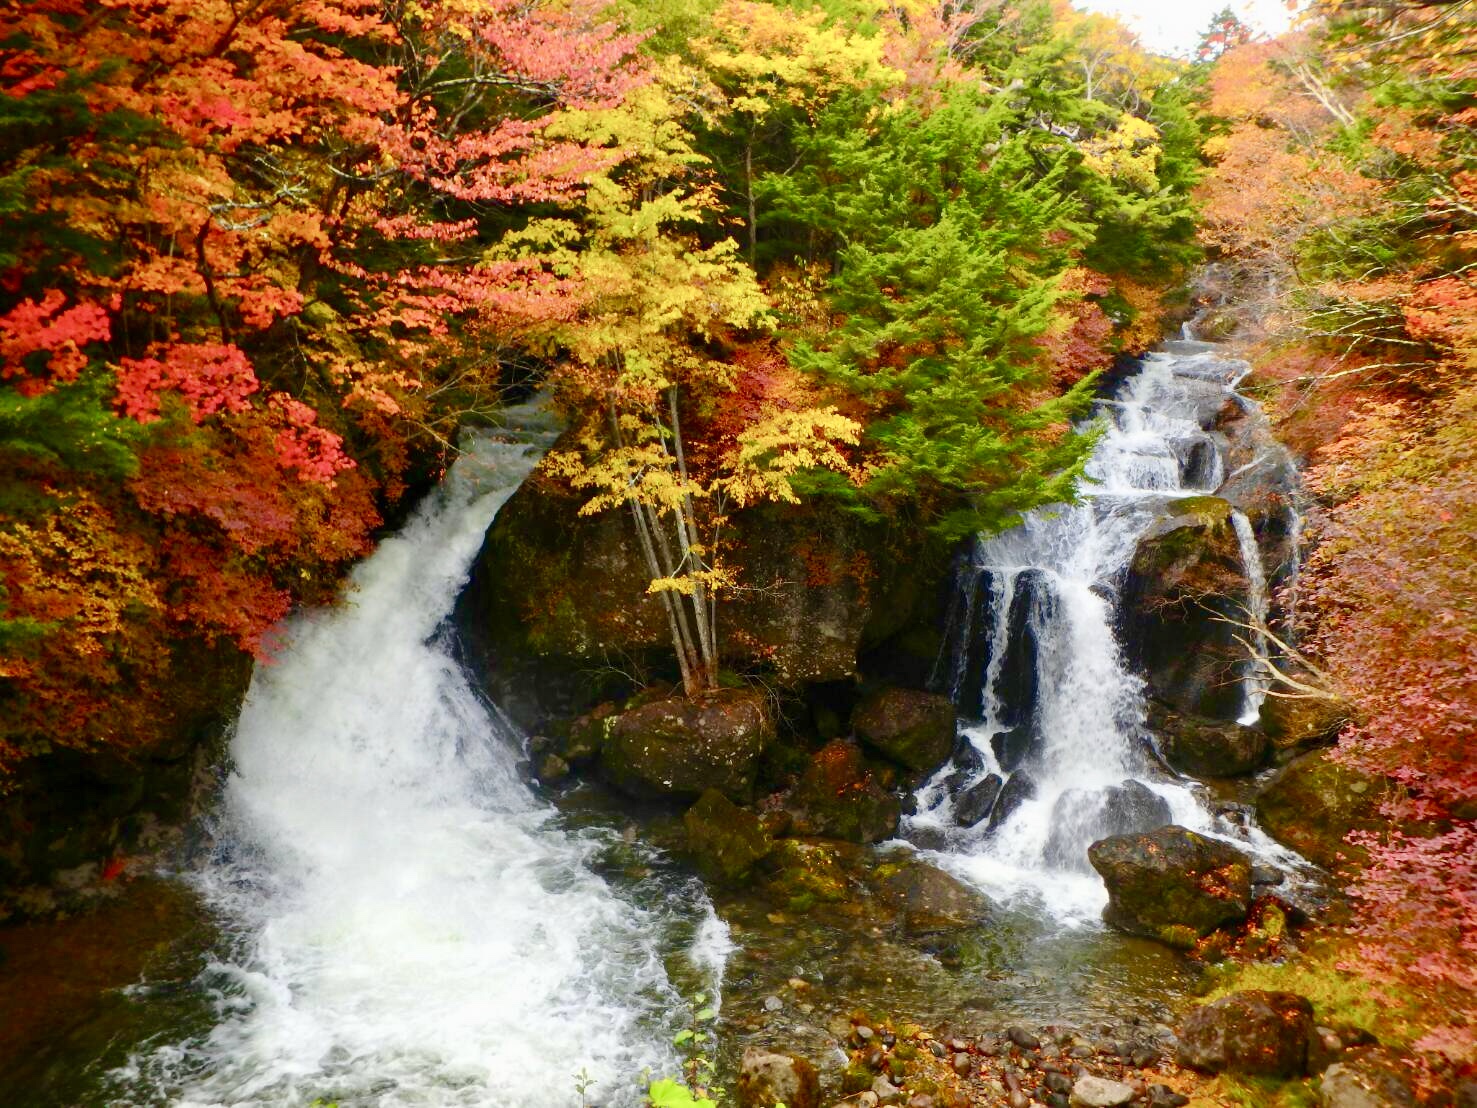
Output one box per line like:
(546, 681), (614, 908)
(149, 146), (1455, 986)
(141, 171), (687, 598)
(0, 0), (1200, 755)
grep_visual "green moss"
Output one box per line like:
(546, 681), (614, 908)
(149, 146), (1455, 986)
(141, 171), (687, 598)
(1209, 1073), (1320, 1108)
(1202, 940), (1420, 1049)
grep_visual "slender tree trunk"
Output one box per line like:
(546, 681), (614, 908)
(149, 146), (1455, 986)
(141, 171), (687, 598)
(745, 131), (758, 266)
(666, 388), (719, 691)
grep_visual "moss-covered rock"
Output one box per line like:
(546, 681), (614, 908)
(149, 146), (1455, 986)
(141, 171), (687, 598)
(684, 789), (773, 885)
(1119, 497), (1251, 720)
(1258, 694), (1351, 756)
(1254, 748), (1395, 870)
(737, 1047), (821, 1108)
(1175, 990), (1314, 1078)
(1148, 700), (1269, 778)
(852, 688), (956, 776)
(599, 688), (774, 801)
(785, 740), (901, 844)
(761, 837), (860, 911)
(871, 859), (991, 935)
(1088, 825), (1252, 948)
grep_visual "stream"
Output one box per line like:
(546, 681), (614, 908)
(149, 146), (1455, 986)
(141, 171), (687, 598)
(0, 345), (1316, 1107)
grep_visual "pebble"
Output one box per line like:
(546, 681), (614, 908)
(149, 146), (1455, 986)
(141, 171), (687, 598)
(951, 1052), (972, 1077)
(1007, 1093), (1030, 1108)
(1147, 1086), (1190, 1108)
(1048, 1095), (1071, 1108)
(1070, 1074), (1136, 1107)
(1045, 1071), (1074, 1095)
(905, 1096), (935, 1108)
(872, 1075), (903, 1106)
(1131, 1047), (1160, 1068)
(856, 1025), (875, 1041)
(763, 995), (782, 1012)
(947, 1038), (970, 1053)
(928, 1040), (946, 1058)
(1007, 1026), (1042, 1050)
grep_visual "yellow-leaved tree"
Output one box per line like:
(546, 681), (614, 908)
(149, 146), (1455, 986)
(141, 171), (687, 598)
(497, 78), (861, 696)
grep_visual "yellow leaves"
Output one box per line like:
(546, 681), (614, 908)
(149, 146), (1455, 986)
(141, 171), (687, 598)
(1080, 114), (1161, 193)
(693, 0), (902, 119)
(716, 406), (862, 508)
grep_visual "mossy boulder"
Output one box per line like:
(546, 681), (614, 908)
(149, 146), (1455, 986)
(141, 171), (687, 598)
(684, 789), (774, 885)
(1119, 496), (1252, 720)
(599, 688), (774, 801)
(871, 859), (991, 935)
(852, 687), (956, 776)
(1176, 990), (1314, 1078)
(1259, 693), (1352, 756)
(1255, 748), (1395, 870)
(1148, 700), (1269, 778)
(1088, 825), (1252, 948)
(785, 740), (902, 844)
(761, 837), (861, 910)
(737, 1047), (821, 1108)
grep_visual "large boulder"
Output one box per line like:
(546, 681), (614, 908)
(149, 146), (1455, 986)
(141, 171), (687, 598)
(738, 1047), (821, 1108)
(785, 741), (901, 844)
(1255, 749), (1395, 870)
(1088, 825), (1252, 948)
(954, 773), (1004, 828)
(852, 688), (956, 776)
(1119, 496), (1253, 720)
(872, 859), (992, 935)
(1176, 990), (1314, 1078)
(684, 789), (773, 885)
(987, 770), (1038, 832)
(1149, 700), (1269, 778)
(599, 688), (774, 801)
(454, 462), (918, 727)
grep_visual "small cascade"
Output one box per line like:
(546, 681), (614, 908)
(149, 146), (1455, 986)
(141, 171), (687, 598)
(1231, 508), (1272, 724)
(909, 347), (1302, 924)
(111, 400), (719, 1108)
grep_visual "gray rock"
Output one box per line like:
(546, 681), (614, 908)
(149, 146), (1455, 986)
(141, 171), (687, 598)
(1318, 1048), (1417, 1108)
(1070, 1075), (1136, 1107)
(955, 773), (1004, 827)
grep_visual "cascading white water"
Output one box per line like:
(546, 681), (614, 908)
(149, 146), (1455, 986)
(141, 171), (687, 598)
(1231, 509), (1272, 724)
(910, 347), (1300, 924)
(111, 400), (718, 1108)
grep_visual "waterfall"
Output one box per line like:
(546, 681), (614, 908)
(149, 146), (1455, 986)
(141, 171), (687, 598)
(1231, 509), (1272, 724)
(111, 399), (717, 1108)
(910, 347), (1295, 924)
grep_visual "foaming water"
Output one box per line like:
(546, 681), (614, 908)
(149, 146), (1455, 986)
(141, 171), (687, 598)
(912, 350), (1306, 924)
(109, 401), (711, 1108)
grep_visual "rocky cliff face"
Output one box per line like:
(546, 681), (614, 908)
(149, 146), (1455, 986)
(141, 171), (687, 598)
(453, 454), (953, 730)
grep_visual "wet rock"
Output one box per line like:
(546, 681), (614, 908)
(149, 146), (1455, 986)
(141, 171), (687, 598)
(1256, 748), (1395, 870)
(1251, 864), (1284, 886)
(533, 752), (570, 785)
(738, 1046), (821, 1108)
(853, 688), (957, 776)
(951, 1052), (973, 1077)
(684, 789), (773, 884)
(1008, 1026), (1042, 1050)
(1175, 990), (1314, 1077)
(1119, 496), (1252, 720)
(761, 838), (859, 909)
(1149, 700), (1269, 778)
(1045, 781), (1173, 870)
(1089, 825), (1252, 948)
(600, 689), (773, 800)
(872, 1075), (904, 1105)
(874, 860), (991, 934)
(989, 771), (1038, 832)
(1319, 1047), (1418, 1108)
(1045, 1072), (1074, 1094)
(992, 724), (1038, 774)
(1259, 692), (1351, 755)
(1147, 1085), (1190, 1108)
(954, 773), (1004, 828)
(1070, 1075), (1136, 1107)
(786, 741), (901, 844)
(563, 702), (620, 764)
